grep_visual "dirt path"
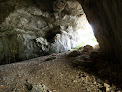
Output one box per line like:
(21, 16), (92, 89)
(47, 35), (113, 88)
(0, 50), (122, 92)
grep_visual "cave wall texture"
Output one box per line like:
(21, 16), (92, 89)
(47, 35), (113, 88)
(0, 0), (88, 64)
(0, 0), (122, 64)
(78, 0), (122, 62)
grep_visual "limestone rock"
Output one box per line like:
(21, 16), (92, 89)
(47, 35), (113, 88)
(0, 0), (90, 64)
(104, 83), (111, 91)
(0, 0), (122, 64)
(83, 45), (93, 52)
(72, 59), (93, 67)
(53, 0), (66, 12)
(63, 0), (84, 16)
(45, 56), (56, 61)
(68, 50), (81, 57)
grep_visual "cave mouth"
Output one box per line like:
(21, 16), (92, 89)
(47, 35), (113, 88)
(75, 23), (99, 49)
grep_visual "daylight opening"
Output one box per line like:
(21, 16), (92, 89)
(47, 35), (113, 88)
(76, 23), (99, 48)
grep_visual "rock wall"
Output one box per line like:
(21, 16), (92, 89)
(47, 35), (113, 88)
(0, 0), (89, 64)
(1, 0), (121, 64)
(79, 0), (122, 62)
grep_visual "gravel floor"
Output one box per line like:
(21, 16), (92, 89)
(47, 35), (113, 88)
(0, 49), (122, 92)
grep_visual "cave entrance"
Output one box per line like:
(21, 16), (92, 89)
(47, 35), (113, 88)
(76, 22), (99, 49)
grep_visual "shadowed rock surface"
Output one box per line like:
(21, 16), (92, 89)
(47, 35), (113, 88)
(0, 0), (91, 64)
(79, 0), (122, 62)
(0, 0), (121, 64)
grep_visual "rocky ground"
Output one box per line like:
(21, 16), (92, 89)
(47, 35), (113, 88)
(0, 45), (122, 92)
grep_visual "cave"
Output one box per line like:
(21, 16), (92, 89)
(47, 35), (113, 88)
(0, 0), (99, 64)
(0, 0), (122, 92)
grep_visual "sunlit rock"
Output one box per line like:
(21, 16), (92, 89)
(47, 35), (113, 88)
(0, 0), (97, 64)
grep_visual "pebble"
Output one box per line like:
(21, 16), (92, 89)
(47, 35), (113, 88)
(45, 56), (56, 61)
(104, 83), (110, 88)
(52, 53), (57, 56)
(104, 83), (111, 91)
(0, 85), (4, 89)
